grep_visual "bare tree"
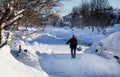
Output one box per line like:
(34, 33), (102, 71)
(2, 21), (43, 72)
(71, 0), (114, 29)
(0, 0), (70, 48)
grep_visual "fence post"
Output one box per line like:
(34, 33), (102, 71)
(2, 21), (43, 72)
(19, 45), (21, 53)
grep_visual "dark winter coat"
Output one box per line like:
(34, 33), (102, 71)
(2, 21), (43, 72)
(66, 36), (78, 49)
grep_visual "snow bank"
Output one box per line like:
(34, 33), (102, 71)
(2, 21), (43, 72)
(106, 24), (120, 34)
(95, 31), (120, 59)
(85, 31), (120, 64)
(0, 45), (48, 77)
(17, 50), (40, 70)
(30, 26), (107, 45)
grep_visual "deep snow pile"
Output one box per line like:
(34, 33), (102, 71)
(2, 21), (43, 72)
(95, 31), (120, 60)
(86, 30), (120, 58)
(0, 45), (48, 77)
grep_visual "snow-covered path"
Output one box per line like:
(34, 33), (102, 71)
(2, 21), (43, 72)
(38, 52), (120, 77)
(13, 38), (120, 77)
(31, 43), (120, 77)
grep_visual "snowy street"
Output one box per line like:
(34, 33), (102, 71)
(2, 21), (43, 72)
(1, 1), (120, 77)
(1, 25), (120, 77)
(9, 26), (120, 77)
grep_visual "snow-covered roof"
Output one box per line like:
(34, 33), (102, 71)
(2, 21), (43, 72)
(63, 21), (70, 25)
(63, 13), (73, 19)
(113, 10), (120, 15)
(41, 14), (50, 18)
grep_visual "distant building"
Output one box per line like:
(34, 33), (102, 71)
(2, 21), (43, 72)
(62, 13), (73, 26)
(62, 13), (81, 27)
(40, 14), (60, 26)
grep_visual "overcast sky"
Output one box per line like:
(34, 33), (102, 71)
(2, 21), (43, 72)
(60, 0), (120, 17)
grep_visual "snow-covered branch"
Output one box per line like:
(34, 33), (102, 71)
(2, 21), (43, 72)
(0, 0), (70, 48)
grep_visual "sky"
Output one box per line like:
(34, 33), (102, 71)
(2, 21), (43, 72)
(60, 0), (120, 17)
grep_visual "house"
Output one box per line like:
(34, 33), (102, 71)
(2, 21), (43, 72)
(62, 13), (81, 27)
(62, 13), (73, 26)
(40, 14), (60, 26)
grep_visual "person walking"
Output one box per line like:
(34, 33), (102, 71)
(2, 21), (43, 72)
(66, 35), (78, 58)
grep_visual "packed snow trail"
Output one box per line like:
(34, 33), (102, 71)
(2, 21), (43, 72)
(37, 52), (120, 77)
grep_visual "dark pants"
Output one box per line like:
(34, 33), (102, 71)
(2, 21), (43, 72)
(71, 48), (76, 58)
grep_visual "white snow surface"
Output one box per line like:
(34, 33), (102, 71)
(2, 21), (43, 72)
(95, 31), (120, 58)
(1, 25), (120, 77)
(0, 45), (48, 77)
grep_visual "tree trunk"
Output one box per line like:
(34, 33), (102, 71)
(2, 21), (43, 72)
(0, 27), (2, 44)
(0, 20), (3, 44)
